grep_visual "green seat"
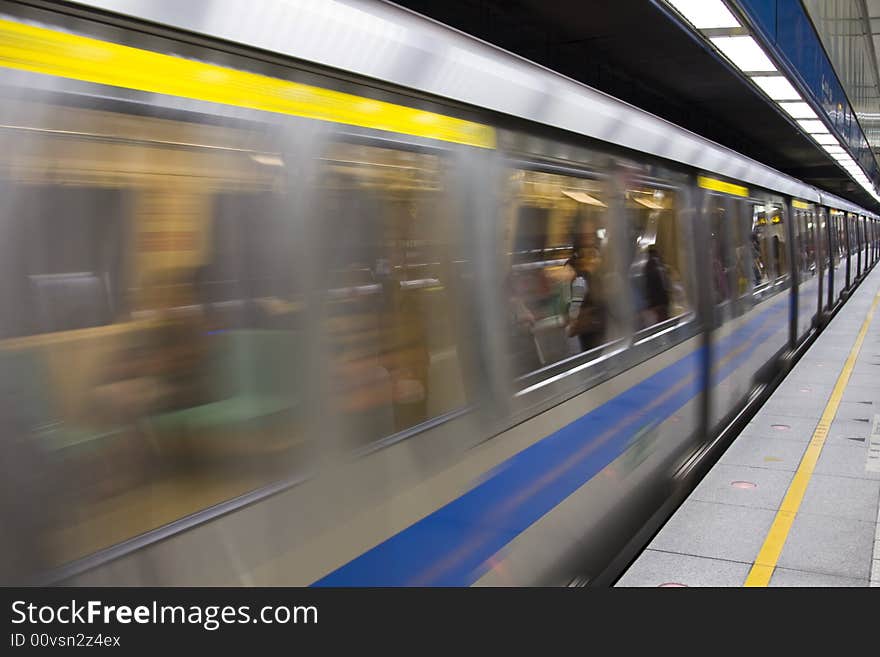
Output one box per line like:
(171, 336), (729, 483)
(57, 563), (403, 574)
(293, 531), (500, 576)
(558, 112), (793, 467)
(0, 347), (126, 454)
(149, 329), (301, 435)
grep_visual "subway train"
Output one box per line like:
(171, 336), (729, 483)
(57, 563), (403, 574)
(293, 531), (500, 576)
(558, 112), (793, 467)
(0, 0), (878, 586)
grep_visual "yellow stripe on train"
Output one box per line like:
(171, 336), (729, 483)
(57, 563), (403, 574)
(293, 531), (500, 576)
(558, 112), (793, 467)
(697, 175), (749, 198)
(0, 17), (496, 149)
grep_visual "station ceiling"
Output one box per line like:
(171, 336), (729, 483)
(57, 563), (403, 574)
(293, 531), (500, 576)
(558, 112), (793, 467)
(393, 0), (876, 208)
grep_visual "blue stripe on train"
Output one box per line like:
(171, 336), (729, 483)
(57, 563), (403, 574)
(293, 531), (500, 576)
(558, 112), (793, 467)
(313, 296), (790, 586)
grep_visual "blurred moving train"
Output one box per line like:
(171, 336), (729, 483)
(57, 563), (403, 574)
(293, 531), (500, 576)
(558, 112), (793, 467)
(0, 0), (878, 586)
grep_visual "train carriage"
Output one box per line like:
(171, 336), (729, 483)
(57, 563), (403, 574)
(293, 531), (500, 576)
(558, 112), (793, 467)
(0, 0), (877, 586)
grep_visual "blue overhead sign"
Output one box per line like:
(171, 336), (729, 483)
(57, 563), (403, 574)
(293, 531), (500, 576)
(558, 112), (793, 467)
(734, 0), (878, 183)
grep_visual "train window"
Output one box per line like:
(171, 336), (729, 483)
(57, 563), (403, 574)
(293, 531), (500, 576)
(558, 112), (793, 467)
(806, 210), (817, 275)
(503, 168), (617, 379)
(2, 185), (128, 336)
(851, 215), (858, 254)
(623, 183), (691, 330)
(731, 199), (755, 300)
(316, 141), (467, 445)
(0, 97), (312, 564)
(836, 212), (846, 262)
(704, 194), (736, 305)
(750, 202), (787, 289)
(791, 205), (816, 281)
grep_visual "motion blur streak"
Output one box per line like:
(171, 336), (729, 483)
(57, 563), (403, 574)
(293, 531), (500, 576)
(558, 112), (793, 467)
(0, 0), (876, 587)
(0, 17), (495, 149)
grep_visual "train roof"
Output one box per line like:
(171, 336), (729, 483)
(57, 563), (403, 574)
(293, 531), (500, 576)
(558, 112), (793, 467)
(59, 0), (878, 218)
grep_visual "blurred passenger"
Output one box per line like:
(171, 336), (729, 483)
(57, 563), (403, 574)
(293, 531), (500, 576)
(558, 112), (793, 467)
(772, 235), (782, 278)
(711, 235), (729, 304)
(751, 232), (764, 285)
(564, 245), (606, 352)
(642, 245), (670, 324)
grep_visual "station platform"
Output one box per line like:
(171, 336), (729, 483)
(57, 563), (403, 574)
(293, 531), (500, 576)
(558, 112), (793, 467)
(617, 266), (880, 587)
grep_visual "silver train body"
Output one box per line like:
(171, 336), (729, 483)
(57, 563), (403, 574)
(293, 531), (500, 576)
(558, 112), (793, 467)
(0, 0), (877, 586)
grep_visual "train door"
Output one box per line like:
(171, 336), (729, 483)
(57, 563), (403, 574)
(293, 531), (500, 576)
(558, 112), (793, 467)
(858, 215), (868, 277)
(749, 197), (791, 355)
(700, 185), (737, 432)
(871, 219), (880, 263)
(700, 181), (790, 431)
(825, 209), (834, 309)
(854, 216), (861, 278)
(815, 206), (826, 321)
(829, 210), (846, 304)
(843, 212), (856, 290)
(871, 219), (876, 264)
(312, 136), (478, 453)
(874, 219), (878, 264)
(871, 218), (876, 265)
(792, 201), (818, 340)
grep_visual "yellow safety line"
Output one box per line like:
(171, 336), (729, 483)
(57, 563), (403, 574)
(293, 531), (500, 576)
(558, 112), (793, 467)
(743, 286), (880, 586)
(0, 17), (496, 149)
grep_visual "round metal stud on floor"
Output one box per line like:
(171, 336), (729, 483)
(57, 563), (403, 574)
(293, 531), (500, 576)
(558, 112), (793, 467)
(731, 481), (757, 489)
(771, 424), (791, 431)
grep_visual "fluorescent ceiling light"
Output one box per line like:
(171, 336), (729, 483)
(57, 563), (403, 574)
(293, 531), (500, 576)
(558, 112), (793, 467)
(751, 76), (801, 101)
(796, 119), (829, 134)
(822, 146), (846, 156)
(666, 0), (740, 29)
(812, 133), (840, 145)
(710, 36), (776, 72)
(777, 102), (819, 120)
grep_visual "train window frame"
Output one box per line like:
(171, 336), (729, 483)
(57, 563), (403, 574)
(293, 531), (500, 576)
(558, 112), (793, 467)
(505, 157), (700, 417)
(625, 176), (697, 346)
(798, 206), (818, 280)
(748, 197), (790, 302)
(313, 133), (477, 453)
(502, 158), (630, 395)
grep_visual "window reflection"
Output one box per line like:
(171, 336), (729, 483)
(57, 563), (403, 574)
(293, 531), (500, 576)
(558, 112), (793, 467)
(751, 203), (786, 286)
(504, 169), (614, 377)
(706, 196), (733, 305)
(317, 142), (467, 444)
(624, 185), (690, 330)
